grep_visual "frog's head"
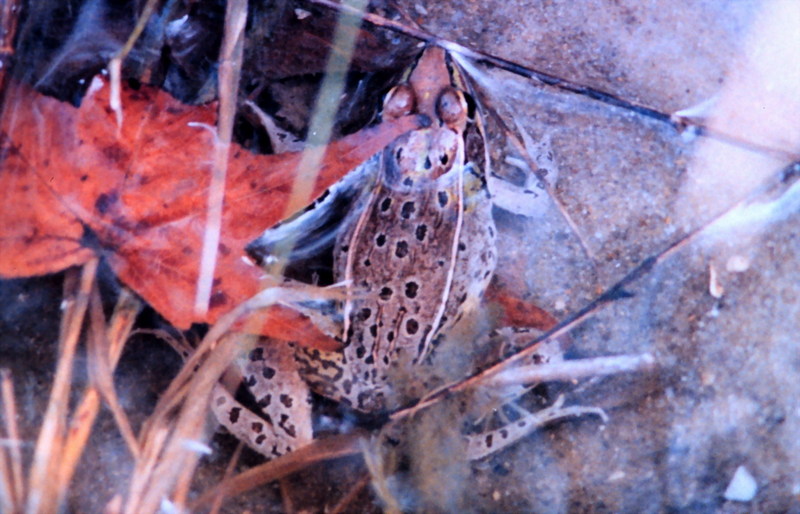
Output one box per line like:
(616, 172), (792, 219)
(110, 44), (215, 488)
(380, 46), (477, 188)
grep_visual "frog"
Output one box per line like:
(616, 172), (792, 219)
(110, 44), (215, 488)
(209, 46), (585, 460)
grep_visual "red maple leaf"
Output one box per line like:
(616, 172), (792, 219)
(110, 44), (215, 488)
(0, 78), (422, 349)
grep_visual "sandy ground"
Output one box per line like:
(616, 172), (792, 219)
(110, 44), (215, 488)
(2, 0), (798, 511)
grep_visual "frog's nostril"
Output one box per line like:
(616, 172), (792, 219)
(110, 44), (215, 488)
(416, 113), (433, 128)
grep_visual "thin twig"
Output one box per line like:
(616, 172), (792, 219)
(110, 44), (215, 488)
(86, 284), (140, 457)
(190, 431), (365, 509)
(209, 442), (244, 514)
(329, 473), (371, 514)
(0, 432), (14, 513)
(58, 287), (142, 494)
(263, 0), (370, 281)
(487, 353), (655, 387)
(194, 0), (248, 318)
(107, 0), (160, 127)
(308, 0), (799, 163)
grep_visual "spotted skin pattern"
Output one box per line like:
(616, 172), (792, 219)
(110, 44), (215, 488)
(214, 46), (512, 459)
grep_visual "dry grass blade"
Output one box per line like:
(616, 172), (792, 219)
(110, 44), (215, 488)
(190, 431), (366, 509)
(87, 286), (141, 455)
(209, 442), (244, 514)
(488, 353), (656, 387)
(328, 473), (371, 514)
(0, 267), (141, 513)
(194, 0), (248, 318)
(262, 0), (369, 281)
(124, 332), (239, 514)
(58, 287), (142, 492)
(125, 283), (341, 512)
(107, 0), (160, 127)
(360, 438), (401, 514)
(0, 369), (24, 512)
(0, 420), (14, 513)
(25, 259), (97, 513)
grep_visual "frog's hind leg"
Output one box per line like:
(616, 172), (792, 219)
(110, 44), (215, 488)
(465, 327), (604, 461)
(465, 394), (606, 460)
(211, 339), (313, 458)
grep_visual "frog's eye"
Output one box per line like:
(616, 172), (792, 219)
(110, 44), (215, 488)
(436, 87), (467, 127)
(383, 84), (416, 120)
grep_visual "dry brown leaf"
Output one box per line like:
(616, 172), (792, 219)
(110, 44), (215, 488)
(0, 78), (423, 349)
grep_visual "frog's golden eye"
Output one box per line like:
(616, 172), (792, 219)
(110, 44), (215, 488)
(383, 84), (416, 120)
(436, 87), (467, 127)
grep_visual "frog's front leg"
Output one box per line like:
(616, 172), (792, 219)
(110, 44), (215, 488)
(211, 339), (313, 457)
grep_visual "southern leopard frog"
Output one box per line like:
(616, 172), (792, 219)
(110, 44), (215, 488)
(210, 46), (571, 459)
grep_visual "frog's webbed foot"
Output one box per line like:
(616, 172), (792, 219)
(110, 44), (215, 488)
(463, 325), (600, 461)
(464, 395), (606, 460)
(467, 326), (563, 418)
(487, 122), (556, 218)
(210, 340), (314, 458)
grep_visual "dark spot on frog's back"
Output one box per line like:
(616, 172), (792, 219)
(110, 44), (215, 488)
(262, 366), (276, 379)
(406, 318), (419, 334)
(380, 197), (392, 211)
(376, 234), (387, 247)
(395, 240), (409, 258)
(279, 394), (293, 408)
(249, 347), (264, 361)
(405, 281), (419, 298)
(379, 287), (393, 300)
(401, 201), (416, 219)
(415, 224), (427, 241)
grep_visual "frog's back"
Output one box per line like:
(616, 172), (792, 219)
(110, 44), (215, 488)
(296, 46), (497, 413)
